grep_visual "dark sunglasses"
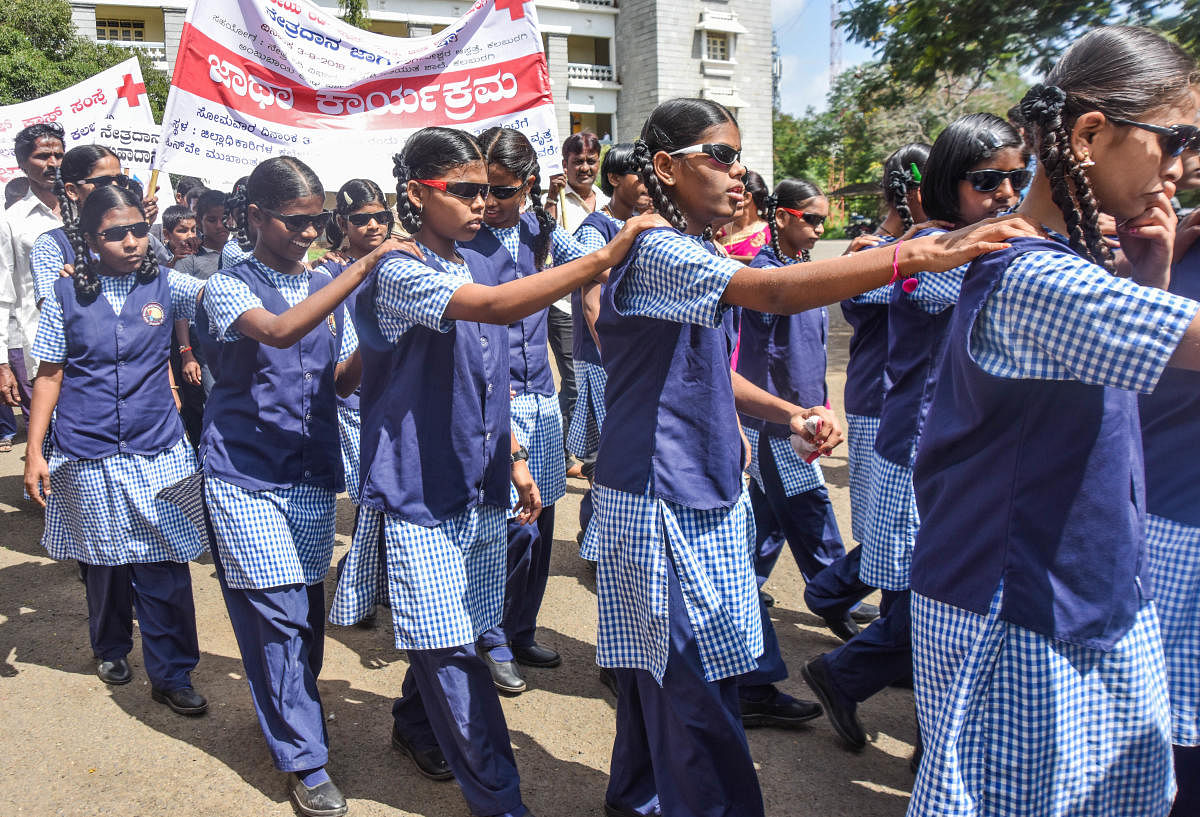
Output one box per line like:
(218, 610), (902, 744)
(963, 169), (1033, 193)
(414, 179), (491, 200)
(259, 207), (333, 233)
(668, 143), (742, 166)
(346, 210), (394, 228)
(777, 206), (826, 228)
(94, 222), (150, 242)
(488, 184), (527, 200)
(81, 173), (133, 189)
(1108, 116), (1200, 158)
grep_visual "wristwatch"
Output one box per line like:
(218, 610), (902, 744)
(511, 446), (529, 464)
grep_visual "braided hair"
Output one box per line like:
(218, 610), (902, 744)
(765, 178), (823, 263)
(477, 127), (556, 269)
(633, 98), (739, 240)
(73, 185), (159, 303)
(392, 127), (484, 235)
(920, 114), (1025, 226)
(743, 171), (770, 221)
(1019, 26), (1196, 272)
(53, 145), (121, 266)
(882, 143), (931, 233)
(598, 143), (639, 197)
(225, 176), (251, 250)
(326, 178), (388, 250)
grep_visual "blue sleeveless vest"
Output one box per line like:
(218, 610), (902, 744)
(911, 238), (1147, 650)
(356, 249), (511, 527)
(841, 235), (896, 418)
(1140, 241), (1200, 527)
(53, 269), (183, 460)
(322, 258), (365, 413)
(735, 244), (828, 437)
(45, 226), (74, 264)
(594, 228), (743, 509)
(464, 213), (555, 397)
(572, 211), (621, 365)
(873, 229), (955, 466)
(198, 262), (344, 493)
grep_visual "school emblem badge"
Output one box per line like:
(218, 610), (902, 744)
(326, 314), (337, 335)
(142, 302), (165, 326)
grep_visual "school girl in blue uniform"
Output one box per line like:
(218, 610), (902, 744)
(23, 184), (207, 714)
(802, 144), (930, 638)
(328, 127), (660, 817)
(585, 97), (1031, 817)
(570, 143), (651, 541)
(909, 26), (1200, 815)
(802, 114), (1027, 753)
(198, 156), (399, 817)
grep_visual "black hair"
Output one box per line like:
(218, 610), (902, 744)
(235, 158), (323, 250)
(327, 178), (388, 250)
(765, 178), (824, 263)
(599, 142), (638, 197)
(14, 122), (65, 164)
(224, 176), (251, 250)
(882, 143), (932, 232)
(743, 170), (770, 219)
(71, 184), (158, 303)
(562, 131), (601, 160)
(478, 127), (555, 269)
(632, 97), (739, 239)
(920, 113), (1025, 225)
(175, 176), (203, 198)
(52, 144), (122, 266)
(193, 188), (227, 222)
(392, 127), (484, 235)
(1020, 26), (1197, 272)
(5, 177), (29, 209)
(162, 205), (195, 233)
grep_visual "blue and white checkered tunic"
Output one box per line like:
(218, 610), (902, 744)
(490, 222), (589, 267)
(336, 402), (361, 503)
(575, 211), (622, 253)
(566, 359), (607, 458)
(509, 392), (565, 508)
(844, 413), (880, 545)
(910, 586), (1175, 816)
(220, 237), (251, 270)
(328, 245), (511, 647)
(32, 271), (205, 565)
(200, 257), (357, 590)
(847, 282), (893, 306)
(742, 425), (823, 497)
(29, 230), (66, 306)
(1145, 514), (1200, 747)
(586, 229), (763, 683)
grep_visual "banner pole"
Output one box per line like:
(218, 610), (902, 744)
(148, 169), (160, 199)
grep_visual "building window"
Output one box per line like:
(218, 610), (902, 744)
(95, 19), (145, 41)
(705, 32), (730, 62)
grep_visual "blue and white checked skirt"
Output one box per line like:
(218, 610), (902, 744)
(41, 437), (205, 565)
(910, 586), (1175, 816)
(330, 503), (508, 650)
(844, 413), (880, 545)
(859, 452), (918, 591)
(1145, 513), (1200, 746)
(566, 360), (607, 459)
(336, 402), (361, 504)
(743, 425), (823, 497)
(510, 391), (566, 508)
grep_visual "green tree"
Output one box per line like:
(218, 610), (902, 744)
(0, 0), (168, 117)
(339, 0), (372, 30)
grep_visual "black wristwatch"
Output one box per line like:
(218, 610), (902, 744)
(511, 446), (529, 464)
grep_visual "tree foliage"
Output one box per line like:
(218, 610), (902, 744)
(338, 0), (372, 30)
(0, 0), (169, 117)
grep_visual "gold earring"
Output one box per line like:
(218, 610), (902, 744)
(1078, 151), (1096, 168)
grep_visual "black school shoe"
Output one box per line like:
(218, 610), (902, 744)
(97, 657), (132, 685)
(801, 655), (867, 750)
(850, 602), (880, 623)
(513, 643), (562, 668)
(391, 724), (454, 781)
(287, 773), (347, 817)
(151, 686), (208, 716)
(822, 613), (860, 643)
(480, 649), (527, 694)
(739, 686), (823, 729)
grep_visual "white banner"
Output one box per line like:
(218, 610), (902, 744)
(0, 58), (166, 200)
(155, 0), (562, 189)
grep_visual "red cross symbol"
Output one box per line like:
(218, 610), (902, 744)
(494, 0), (526, 20)
(116, 74), (147, 106)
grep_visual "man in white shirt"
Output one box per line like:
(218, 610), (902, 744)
(0, 123), (66, 415)
(543, 132), (609, 475)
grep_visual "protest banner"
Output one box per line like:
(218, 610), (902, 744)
(154, 0), (562, 188)
(0, 58), (168, 200)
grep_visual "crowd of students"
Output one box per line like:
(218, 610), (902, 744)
(0, 22), (1198, 817)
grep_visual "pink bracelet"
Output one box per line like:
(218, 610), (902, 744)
(889, 239), (920, 293)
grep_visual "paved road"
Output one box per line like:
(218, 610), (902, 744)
(0, 239), (918, 816)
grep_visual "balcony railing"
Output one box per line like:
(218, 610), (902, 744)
(567, 63), (616, 82)
(101, 40), (169, 71)
(573, 0), (616, 7)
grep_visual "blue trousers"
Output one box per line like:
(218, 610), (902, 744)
(392, 644), (525, 817)
(1174, 745), (1200, 817)
(212, 547), (329, 773)
(579, 488), (594, 539)
(803, 545), (876, 621)
(736, 592), (788, 694)
(84, 561), (199, 690)
(479, 505), (556, 651)
(825, 589), (911, 702)
(606, 552), (765, 817)
(750, 436), (844, 584)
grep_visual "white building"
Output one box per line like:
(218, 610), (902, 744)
(67, 0), (772, 181)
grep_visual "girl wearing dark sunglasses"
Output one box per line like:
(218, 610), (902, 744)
(24, 184), (209, 718)
(908, 26), (1200, 816)
(330, 126), (660, 817)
